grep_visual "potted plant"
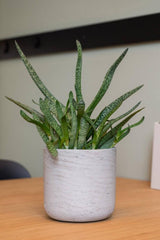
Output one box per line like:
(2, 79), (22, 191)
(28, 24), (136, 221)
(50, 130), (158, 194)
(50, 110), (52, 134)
(6, 41), (144, 222)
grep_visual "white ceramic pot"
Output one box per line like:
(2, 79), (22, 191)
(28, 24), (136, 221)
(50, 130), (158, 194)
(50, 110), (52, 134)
(44, 148), (116, 222)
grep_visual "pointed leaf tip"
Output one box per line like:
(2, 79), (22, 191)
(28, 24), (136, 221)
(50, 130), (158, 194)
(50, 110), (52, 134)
(15, 40), (20, 51)
(76, 40), (81, 45)
(121, 48), (128, 58)
(76, 40), (82, 50)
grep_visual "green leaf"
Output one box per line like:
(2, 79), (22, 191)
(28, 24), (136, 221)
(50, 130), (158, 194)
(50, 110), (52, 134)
(15, 41), (65, 114)
(33, 112), (59, 156)
(56, 100), (64, 121)
(102, 101), (141, 134)
(83, 113), (96, 132)
(46, 141), (58, 157)
(98, 108), (144, 148)
(100, 136), (116, 149)
(56, 100), (69, 147)
(100, 116), (144, 149)
(75, 40), (85, 117)
(86, 48), (128, 116)
(39, 98), (62, 138)
(20, 110), (49, 134)
(120, 116), (145, 134)
(77, 117), (89, 149)
(49, 126), (58, 142)
(94, 85), (143, 131)
(111, 116), (144, 148)
(32, 99), (39, 105)
(6, 96), (44, 121)
(6, 41), (144, 151)
(91, 86), (143, 148)
(61, 116), (69, 147)
(32, 113), (49, 143)
(87, 101), (141, 141)
(68, 91), (77, 149)
(114, 125), (131, 144)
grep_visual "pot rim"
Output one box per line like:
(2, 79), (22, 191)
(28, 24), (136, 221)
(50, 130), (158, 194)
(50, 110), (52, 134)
(44, 147), (116, 152)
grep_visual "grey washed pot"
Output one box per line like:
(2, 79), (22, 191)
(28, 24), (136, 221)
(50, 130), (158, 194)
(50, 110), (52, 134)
(43, 148), (116, 222)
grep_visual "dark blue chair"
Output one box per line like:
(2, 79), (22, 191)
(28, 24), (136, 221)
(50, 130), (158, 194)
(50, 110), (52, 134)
(0, 159), (31, 180)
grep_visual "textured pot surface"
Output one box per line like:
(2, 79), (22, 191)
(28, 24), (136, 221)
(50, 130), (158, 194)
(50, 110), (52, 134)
(44, 148), (116, 222)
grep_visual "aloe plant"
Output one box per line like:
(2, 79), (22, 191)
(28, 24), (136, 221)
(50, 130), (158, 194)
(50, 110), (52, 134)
(6, 40), (144, 157)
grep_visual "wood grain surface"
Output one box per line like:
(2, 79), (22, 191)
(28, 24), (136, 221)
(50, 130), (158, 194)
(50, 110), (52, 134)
(0, 177), (160, 240)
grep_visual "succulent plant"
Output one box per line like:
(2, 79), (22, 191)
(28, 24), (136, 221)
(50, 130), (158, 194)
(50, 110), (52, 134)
(6, 41), (144, 157)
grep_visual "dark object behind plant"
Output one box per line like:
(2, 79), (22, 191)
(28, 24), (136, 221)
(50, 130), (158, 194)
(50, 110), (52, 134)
(0, 159), (31, 180)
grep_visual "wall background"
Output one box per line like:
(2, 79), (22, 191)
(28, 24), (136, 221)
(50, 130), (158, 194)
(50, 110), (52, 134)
(0, 0), (160, 179)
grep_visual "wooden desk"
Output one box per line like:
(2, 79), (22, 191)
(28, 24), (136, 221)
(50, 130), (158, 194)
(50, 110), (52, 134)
(0, 178), (160, 240)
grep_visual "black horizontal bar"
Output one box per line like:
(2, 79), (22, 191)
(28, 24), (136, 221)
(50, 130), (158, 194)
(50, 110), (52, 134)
(0, 13), (160, 60)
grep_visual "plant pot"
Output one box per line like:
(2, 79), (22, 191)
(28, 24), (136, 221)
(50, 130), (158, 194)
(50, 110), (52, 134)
(43, 148), (116, 222)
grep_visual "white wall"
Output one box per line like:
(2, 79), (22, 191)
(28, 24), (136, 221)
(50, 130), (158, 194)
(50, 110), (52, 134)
(1, 0), (160, 39)
(0, 0), (160, 179)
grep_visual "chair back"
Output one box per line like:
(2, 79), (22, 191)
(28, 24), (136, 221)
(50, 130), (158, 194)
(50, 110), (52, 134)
(0, 160), (31, 180)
